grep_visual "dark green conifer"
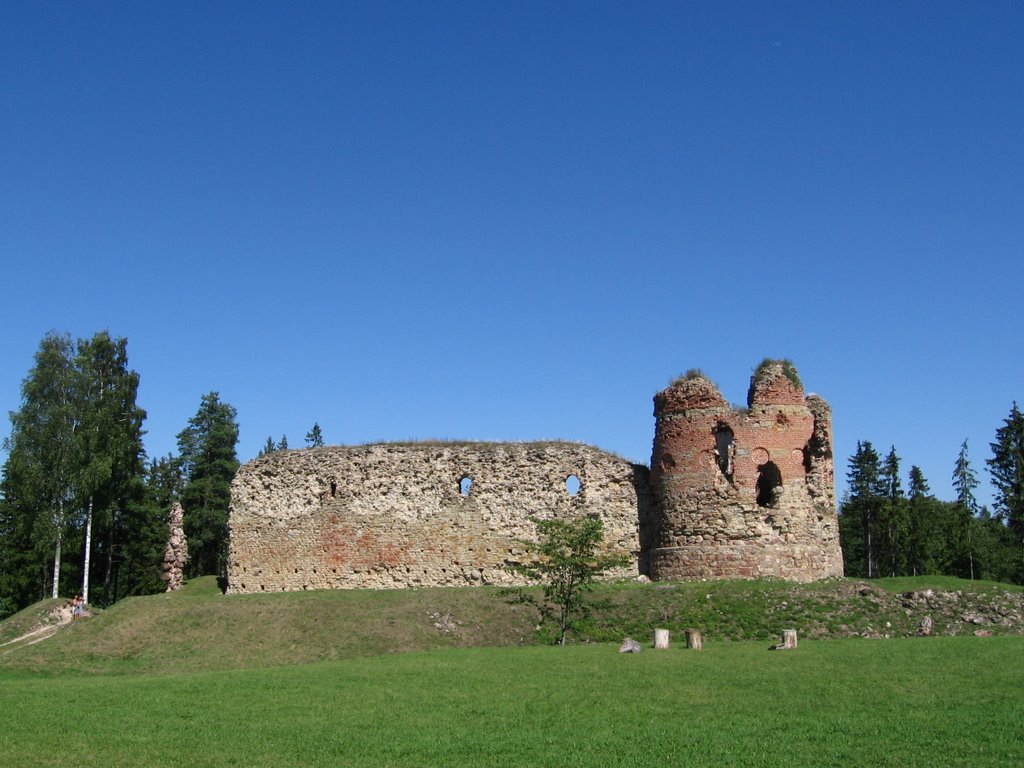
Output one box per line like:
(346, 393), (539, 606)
(177, 393), (239, 578)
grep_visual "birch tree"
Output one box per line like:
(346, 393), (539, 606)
(4, 333), (78, 598)
(73, 332), (146, 604)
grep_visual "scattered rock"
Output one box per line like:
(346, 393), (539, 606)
(428, 610), (458, 633)
(917, 616), (933, 636)
(619, 637), (642, 653)
(974, 629), (993, 637)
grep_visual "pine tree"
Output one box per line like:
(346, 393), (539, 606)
(305, 422), (324, 448)
(952, 439), (979, 579)
(177, 393), (239, 578)
(988, 403), (1024, 579)
(277, 435), (289, 451)
(257, 436), (276, 457)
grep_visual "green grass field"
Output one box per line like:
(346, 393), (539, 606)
(2, 576), (1022, 767)
(2, 637), (1021, 767)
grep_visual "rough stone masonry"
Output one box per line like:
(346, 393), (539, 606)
(648, 361), (844, 582)
(226, 360), (843, 593)
(227, 442), (652, 593)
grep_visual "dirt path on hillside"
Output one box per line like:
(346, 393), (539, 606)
(0, 603), (76, 653)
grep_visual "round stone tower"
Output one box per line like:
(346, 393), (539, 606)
(648, 361), (843, 582)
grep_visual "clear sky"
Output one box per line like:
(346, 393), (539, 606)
(2, 2), (1021, 508)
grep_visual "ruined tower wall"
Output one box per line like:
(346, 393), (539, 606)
(226, 441), (650, 594)
(648, 363), (843, 582)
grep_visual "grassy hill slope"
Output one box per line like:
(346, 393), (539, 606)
(1, 575), (1020, 676)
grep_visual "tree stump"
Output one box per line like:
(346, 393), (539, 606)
(654, 628), (670, 649)
(770, 629), (798, 650)
(685, 629), (702, 650)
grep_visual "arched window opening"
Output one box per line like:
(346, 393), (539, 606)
(565, 474), (581, 496)
(756, 462), (783, 507)
(714, 424), (734, 478)
(459, 476), (473, 496)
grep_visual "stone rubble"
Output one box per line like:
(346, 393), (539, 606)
(162, 501), (188, 592)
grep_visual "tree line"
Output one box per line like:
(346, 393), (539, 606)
(3, 331), (1021, 618)
(839, 403), (1024, 584)
(0, 333), (218, 617)
(0, 332), (333, 619)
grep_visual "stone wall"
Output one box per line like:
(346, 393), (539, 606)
(648, 361), (843, 582)
(225, 360), (842, 592)
(226, 441), (651, 593)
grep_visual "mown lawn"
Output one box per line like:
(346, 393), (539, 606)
(2, 636), (1021, 768)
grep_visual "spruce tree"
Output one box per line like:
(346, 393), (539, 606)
(952, 439), (979, 579)
(117, 455), (184, 600)
(177, 393), (239, 578)
(257, 436), (276, 457)
(277, 435), (289, 451)
(305, 422), (324, 448)
(879, 446), (908, 576)
(907, 466), (930, 576)
(840, 441), (883, 578)
(0, 452), (44, 615)
(988, 403), (1024, 578)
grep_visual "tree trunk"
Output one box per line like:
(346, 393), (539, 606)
(968, 525), (975, 580)
(51, 504), (62, 599)
(103, 511), (115, 606)
(685, 629), (702, 650)
(654, 628), (670, 649)
(867, 523), (874, 579)
(82, 496), (93, 604)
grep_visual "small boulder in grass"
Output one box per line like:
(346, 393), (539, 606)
(619, 637), (642, 653)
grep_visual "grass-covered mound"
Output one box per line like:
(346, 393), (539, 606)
(0, 575), (1020, 676)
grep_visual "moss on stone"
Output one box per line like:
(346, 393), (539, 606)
(753, 358), (802, 390)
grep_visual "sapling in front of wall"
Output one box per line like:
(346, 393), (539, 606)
(504, 515), (627, 645)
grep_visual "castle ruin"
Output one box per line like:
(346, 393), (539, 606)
(648, 361), (843, 581)
(226, 360), (843, 593)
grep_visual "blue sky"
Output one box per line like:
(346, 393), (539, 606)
(2, 2), (1021, 508)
